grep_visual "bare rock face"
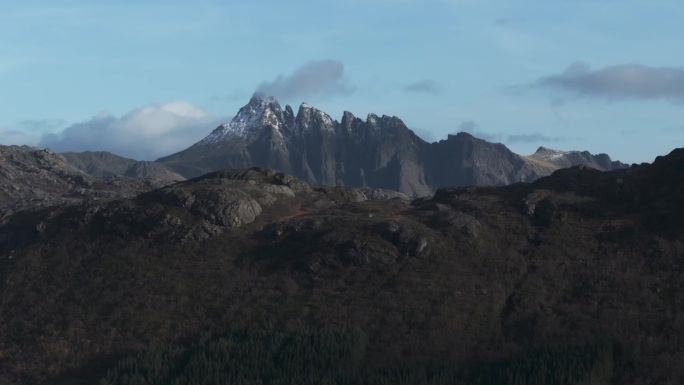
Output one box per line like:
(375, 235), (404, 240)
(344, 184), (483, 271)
(191, 189), (262, 228)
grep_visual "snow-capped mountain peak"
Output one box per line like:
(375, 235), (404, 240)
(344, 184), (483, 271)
(198, 93), (283, 144)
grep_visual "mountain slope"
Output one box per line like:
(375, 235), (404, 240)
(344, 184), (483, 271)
(426, 132), (555, 187)
(525, 146), (629, 171)
(62, 151), (185, 181)
(0, 149), (682, 383)
(0, 145), (179, 223)
(0, 145), (94, 210)
(158, 95), (625, 196)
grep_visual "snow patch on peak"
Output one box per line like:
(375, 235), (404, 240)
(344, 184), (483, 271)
(197, 94), (283, 144)
(362, 113), (404, 141)
(532, 146), (570, 161)
(535, 146), (561, 153)
(367, 113), (378, 125)
(295, 102), (336, 133)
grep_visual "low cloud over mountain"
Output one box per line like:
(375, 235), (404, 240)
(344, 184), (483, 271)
(39, 101), (225, 160)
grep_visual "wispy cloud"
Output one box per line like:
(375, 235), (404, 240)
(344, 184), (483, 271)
(38, 102), (226, 160)
(536, 62), (684, 102)
(456, 121), (565, 145)
(0, 129), (36, 146)
(494, 17), (525, 26)
(403, 79), (442, 95)
(506, 133), (562, 143)
(457, 121), (504, 142)
(0, 119), (67, 146)
(18, 119), (68, 133)
(661, 125), (684, 133)
(257, 60), (354, 101)
(409, 126), (436, 142)
(210, 90), (251, 103)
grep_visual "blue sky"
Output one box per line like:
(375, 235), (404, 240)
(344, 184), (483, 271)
(1, 0), (682, 162)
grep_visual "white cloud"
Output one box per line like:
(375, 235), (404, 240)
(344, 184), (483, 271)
(38, 101), (226, 160)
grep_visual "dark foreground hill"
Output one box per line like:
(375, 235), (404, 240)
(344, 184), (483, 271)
(0, 149), (682, 384)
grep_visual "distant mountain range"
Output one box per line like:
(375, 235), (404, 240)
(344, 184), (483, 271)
(61, 151), (184, 181)
(64, 94), (626, 195)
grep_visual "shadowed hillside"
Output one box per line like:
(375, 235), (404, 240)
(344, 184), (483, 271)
(0, 149), (682, 384)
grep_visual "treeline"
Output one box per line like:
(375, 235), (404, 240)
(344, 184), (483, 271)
(99, 326), (613, 385)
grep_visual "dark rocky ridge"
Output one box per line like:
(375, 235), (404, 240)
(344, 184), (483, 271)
(157, 95), (626, 196)
(0, 145), (179, 219)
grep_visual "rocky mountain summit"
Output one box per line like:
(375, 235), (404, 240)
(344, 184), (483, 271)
(157, 94), (626, 196)
(0, 146), (682, 383)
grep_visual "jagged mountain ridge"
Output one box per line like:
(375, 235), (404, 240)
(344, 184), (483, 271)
(157, 95), (625, 196)
(157, 95), (432, 195)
